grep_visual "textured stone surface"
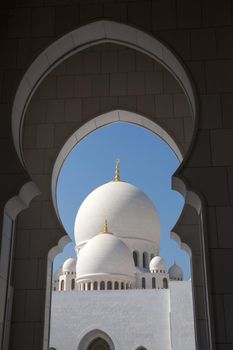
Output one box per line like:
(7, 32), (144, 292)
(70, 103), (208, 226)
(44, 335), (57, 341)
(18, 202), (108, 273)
(0, 3), (231, 349)
(50, 282), (195, 350)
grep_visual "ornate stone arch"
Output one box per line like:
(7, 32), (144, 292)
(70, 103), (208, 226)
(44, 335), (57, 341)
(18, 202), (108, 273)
(11, 20), (198, 167)
(4, 19), (214, 350)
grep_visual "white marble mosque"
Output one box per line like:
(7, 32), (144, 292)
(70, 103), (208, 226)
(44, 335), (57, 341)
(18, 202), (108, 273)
(50, 162), (196, 350)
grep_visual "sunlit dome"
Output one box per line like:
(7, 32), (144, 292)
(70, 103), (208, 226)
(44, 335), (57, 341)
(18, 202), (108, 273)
(63, 258), (76, 273)
(76, 230), (135, 279)
(149, 256), (166, 273)
(74, 162), (160, 248)
(168, 263), (183, 280)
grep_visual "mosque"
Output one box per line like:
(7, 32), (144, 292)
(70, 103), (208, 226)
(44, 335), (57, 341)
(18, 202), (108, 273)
(50, 162), (196, 350)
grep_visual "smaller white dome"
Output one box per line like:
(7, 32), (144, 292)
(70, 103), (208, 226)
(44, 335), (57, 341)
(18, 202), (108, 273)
(76, 233), (135, 279)
(63, 258), (76, 273)
(168, 263), (183, 280)
(149, 256), (166, 273)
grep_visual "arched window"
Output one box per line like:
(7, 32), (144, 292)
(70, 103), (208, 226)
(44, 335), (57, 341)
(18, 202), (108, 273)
(93, 281), (98, 290)
(114, 281), (119, 290)
(133, 251), (138, 266)
(78, 330), (114, 350)
(60, 280), (64, 291)
(121, 282), (124, 290)
(100, 281), (105, 290)
(87, 282), (91, 290)
(71, 279), (75, 290)
(152, 277), (156, 289)
(83, 284), (86, 291)
(88, 337), (110, 350)
(163, 278), (168, 289)
(107, 281), (112, 290)
(142, 252), (148, 268)
(142, 277), (146, 289)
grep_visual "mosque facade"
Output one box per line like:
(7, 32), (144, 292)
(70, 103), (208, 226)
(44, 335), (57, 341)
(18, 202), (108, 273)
(50, 164), (196, 350)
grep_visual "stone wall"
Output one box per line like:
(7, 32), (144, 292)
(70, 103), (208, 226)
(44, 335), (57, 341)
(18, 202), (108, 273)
(0, 2), (232, 349)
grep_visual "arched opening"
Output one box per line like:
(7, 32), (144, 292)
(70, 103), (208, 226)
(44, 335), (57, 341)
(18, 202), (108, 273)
(114, 282), (119, 290)
(77, 329), (115, 350)
(163, 278), (168, 289)
(100, 281), (105, 290)
(49, 118), (197, 349)
(88, 337), (111, 350)
(60, 280), (64, 291)
(133, 251), (138, 267)
(6, 17), (215, 350)
(152, 277), (156, 289)
(93, 282), (98, 290)
(107, 281), (112, 290)
(142, 252), (148, 269)
(71, 279), (75, 290)
(120, 282), (124, 290)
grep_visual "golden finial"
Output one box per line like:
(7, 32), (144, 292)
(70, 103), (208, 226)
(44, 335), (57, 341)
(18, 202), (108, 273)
(103, 218), (108, 233)
(114, 159), (120, 182)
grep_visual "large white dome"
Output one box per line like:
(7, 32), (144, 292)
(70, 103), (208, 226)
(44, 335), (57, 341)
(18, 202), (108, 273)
(76, 233), (135, 279)
(74, 181), (160, 247)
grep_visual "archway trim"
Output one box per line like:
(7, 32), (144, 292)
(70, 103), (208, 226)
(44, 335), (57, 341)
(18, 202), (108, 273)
(77, 329), (115, 350)
(11, 20), (197, 168)
(51, 110), (183, 220)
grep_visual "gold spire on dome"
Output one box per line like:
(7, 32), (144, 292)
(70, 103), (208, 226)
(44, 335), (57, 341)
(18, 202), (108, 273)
(114, 159), (121, 182)
(103, 218), (109, 233)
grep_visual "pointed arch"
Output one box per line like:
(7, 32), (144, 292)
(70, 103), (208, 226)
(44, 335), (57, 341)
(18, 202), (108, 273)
(12, 20), (197, 170)
(142, 252), (148, 268)
(77, 329), (115, 350)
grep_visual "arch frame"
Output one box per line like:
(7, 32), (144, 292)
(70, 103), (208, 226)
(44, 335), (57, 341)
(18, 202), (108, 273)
(51, 110), (183, 221)
(77, 329), (116, 350)
(7, 18), (217, 350)
(11, 20), (198, 170)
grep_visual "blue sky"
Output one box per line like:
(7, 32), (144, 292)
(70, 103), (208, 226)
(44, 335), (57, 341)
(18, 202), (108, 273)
(55, 122), (190, 279)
